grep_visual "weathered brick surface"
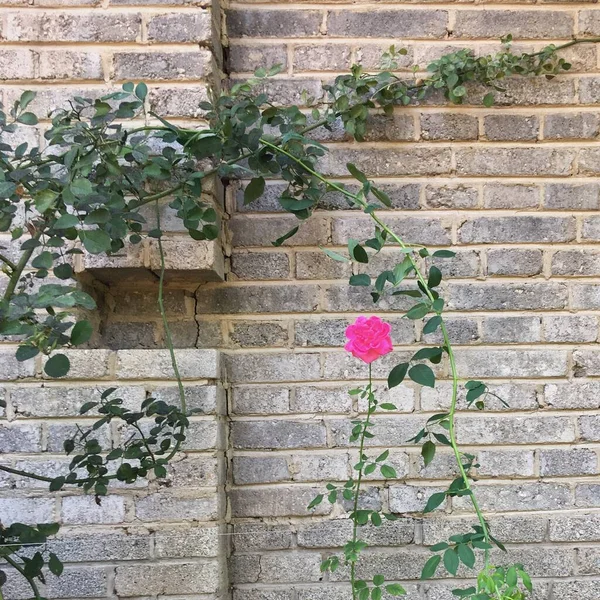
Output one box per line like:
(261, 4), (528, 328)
(3, 1), (600, 599)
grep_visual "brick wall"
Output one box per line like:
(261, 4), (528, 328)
(223, 3), (600, 600)
(1, 0), (600, 598)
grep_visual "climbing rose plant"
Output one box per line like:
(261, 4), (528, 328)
(0, 35), (597, 598)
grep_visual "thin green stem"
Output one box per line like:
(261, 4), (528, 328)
(4, 554), (41, 600)
(0, 253), (16, 271)
(3, 229), (43, 302)
(350, 363), (374, 600)
(260, 138), (494, 565)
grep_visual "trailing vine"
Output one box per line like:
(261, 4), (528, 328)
(0, 35), (597, 597)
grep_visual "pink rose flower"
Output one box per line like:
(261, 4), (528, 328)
(345, 316), (393, 364)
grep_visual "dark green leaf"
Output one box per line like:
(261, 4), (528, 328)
(443, 548), (459, 575)
(406, 303), (429, 320)
(307, 494), (323, 509)
(452, 587), (477, 598)
(421, 554), (441, 579)
(272, 226), (298, 247)
(244, 177), (266, 205)
(350, 274), (371, 286)
(54, 263), (74, 280)
(135, 82), (148, 101)
(17, 112), (38, 125)
(457, 544), (476, 569)
(81, 230), (112, 254)
(388, 362), (409, 389)
(380, 465), (397, 479)
(421, 440), (436, 467)
(16, 345), (39, 361)
(44, 353), (70, 378)
(373, 575), (384, 587)
(483, 92), (495, 108)
(54, 214), (80, 230)
(428, 266), (442, 288)
(423, 491), (446, 513)
(409, 364), (435, 388)
(385, 584), (406, 596)
(71, 320), (93, 345)
(423, 316), (442, 335)
(432, 250), (456, 258)
(347, 162), (368, 184)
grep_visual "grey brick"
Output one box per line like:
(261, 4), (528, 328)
(454, 349), (568, 377)
(431, 251), (481, 279)
(226, 352), (320, 383)
(296, 250), (351, 280)
(46, 421), (111, 453)
(578, 548), (600, 575)
(112, 289), (190, 316)
(356, 43), (414, 70)
(45, 566), (108, 598)
(544, 382), (600, 410)
(543, 315), (598, 343)
(166, 455), (220, 487)
(478, 451), (535, 477)
(389, 485), (448, 513)
(231, 420), (326, 449)
(455, 147), (576, 176)
(3, 12), (141, 41)
(230, 215), (329, 246)
(115, 562), (219, 596)
(332, 215), (452, 246)
(47, 532), (150, 562)
(552, 249), (600, 276)
(230, 44), (288, 73)
(38, 50), (103, 80)
(481, 316), (541, 343)
(454, 10), (573, 39)
(228, 10), (322, 38)
(41, 349), (111, 380)
(322, 350), (412, 381)
(235, 77), (324, 106)
(231, 251), (291, 280)
(580, 10), (600, 35)
(62, 495), (126, 524)
(583, 216), (600, 241)
(259, 553), (323, 584)
(544, 112), (600, 140)
(323, 147), (452, 177)
(147, 12), (211, 43)
(233, 523), (292, 552)
(545, 183), (600, 209)
(327, 10), (448, 39)
(149, 85), (210, 117)
(540, 448), (597, 476)
(292, 385), (352, 413)
(149, 384), (221, 415)
(116, 349), (219, 379)
(574, 350), (600, 376)
(552, 581), (600, 600)
(232, 386), (290, 414)
(422, 316), (479, 346)
(0, 49), (36, 80)
(487, 248), (543, 277)
(572, 283), (600, 309)
(113, 50), (213, 81)
(233, 455), (290, 484)
(135, 492), (219, 522)
(361, 114), (415, 142)
(483, 183), (540, 209)
(483, 114), (539, 141)
(294, 44), (352, 71)
(420, 113), (478, 141)
(230, 320), (289, 347)
(459, 216), (575, 243)
(231, 487), (331, 517)
(454, 482), (571, 512)
(550, 515), (600, 541)
(580, 415), (600, 441)
(328, 416), (421, 448)
(424, 184), (479, 209)
(0, 423), (41, 452)
(457, 415), (575, 444)
(576, 484), (600, 508)
(292, 453), (349, 482)
(449, 282), (568, 310)
(155, 526), (219, 558)
(101, 321), (156, 349)
(0, 348), (36, 380)
(295, 318), (349, 347)
(0, 498), (55, 525)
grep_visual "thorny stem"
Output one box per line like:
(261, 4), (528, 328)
(350, 363), (374, 600)
(4, 554), (41, 600)
(260, 138), (494, 565)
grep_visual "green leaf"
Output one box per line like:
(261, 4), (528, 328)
(385, 584), (406, 596)
(388, 362), (409, 389)
(48, 552), (64, 576)
(406, 303), (429, 320)
(373, 575), (385, 586)
(371, 587), (382, 600)
(44, 353), (70, 378)
(432, 250), (456, 258)
(349, 239), (369, 264)
(444, 548), (459, 575)
(135, 82), (148, 100)
(350, 274), (371, 286)
(54, 214), (80, 229)
(506, 566), (518, 587)
(34, 190), (58, 213)
(71, 320), (93, 346)
(423, 491), (446, 513)
(244, 177), (266, 205)
(321, 247), (349, 262)
(521, 570), (532, 592)
(54, 263), (74, 280)
(409, 364), (435, 388)
(372, 186), (392, 208)
(457, 544), (476, 569)
(70, 178), (93, 198)
(307, 494), (323, 509)
(430, 542), (449, 552)
(452, 587), (477, 597)
(380, 465), (397, 479)
(272, 226), (299, 247)
(483, 92), (495, 108)
(16, 345), (39, 362)
(423, 316), (442, 335)
(370, 512), (382, 526)
(421, 554), (441, 579)
(421, 440), (436, 467)
(32, 251), (53, 269)
(17, 112), (38, 125)
(428, 266), (442, 288)
(19, 90), (36, 110)
(347, 162), (368, 184)
(81, 230), (112, 254)
(379, 403), (397, 411)
(0, 181), (16, 198)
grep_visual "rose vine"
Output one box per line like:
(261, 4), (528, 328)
(0, 35), (597, 598)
